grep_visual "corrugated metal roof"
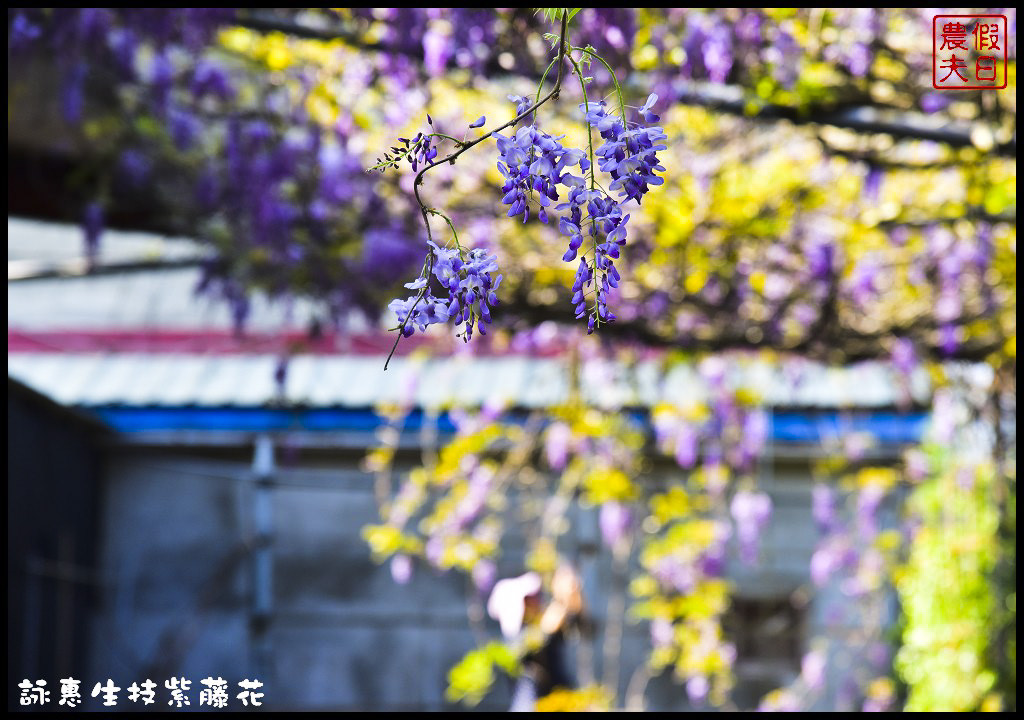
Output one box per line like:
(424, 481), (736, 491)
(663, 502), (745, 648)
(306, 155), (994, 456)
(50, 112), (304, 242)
(6, 352), (931, 409)
(6, 216), (936, 411)
(8, 216), (201, 265)
(7, 216), (335, 332)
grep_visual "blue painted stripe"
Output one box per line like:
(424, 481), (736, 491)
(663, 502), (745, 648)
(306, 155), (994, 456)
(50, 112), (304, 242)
(86, 406), (928, 444)
(771, 410), (929, 445)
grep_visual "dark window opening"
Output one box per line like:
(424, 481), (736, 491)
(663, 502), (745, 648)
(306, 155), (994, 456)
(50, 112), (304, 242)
(724, 594), (805, 710)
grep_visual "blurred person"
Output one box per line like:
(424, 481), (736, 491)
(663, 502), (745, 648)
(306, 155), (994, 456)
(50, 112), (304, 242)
(487, 564), (585, 712)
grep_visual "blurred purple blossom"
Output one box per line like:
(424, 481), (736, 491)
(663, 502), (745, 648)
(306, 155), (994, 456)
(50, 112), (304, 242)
(739, 410), (768, 468)
(730, 489), (772, 565)
(891, 337), (917, 376)
(650, 617), (674, 647)
(472, 559), (497, 594)
(425, 536), (444, 568)
(856, 484), (886, 537)
(920, 92), (951, 113)
(702, 23), (734, 83)
(674, 422), (699, 468)
(843, 431), (874, 461)
(422, 27), (452, 76)
(81, 202), (104, 265)
(801, 648), (827, 690)
(868, 641), (890, 670)
(191, 59), (233, 101)
(863, 166), (884, 203)
(150, 50), (173, 115)
(811, 538), (856, 586)
(845, 42), (872, 76)
(850, 256), (880, 307)
(904, 448), (930, 482)
(939, 323), (958, 357)
(390, 553), (413, 585)
(812, 485), (838, 534)
(697, 533), (729, 577)
(806, 234), (835, 281)
(599, 501), (633, 548)
(653, 555), (697, 594)
(686, 675), (710, 704)
(62, 64), (86, 124)
(455, 465), (493, 529)
(116, 149), (151, 186)
(545, 422), (572, 471)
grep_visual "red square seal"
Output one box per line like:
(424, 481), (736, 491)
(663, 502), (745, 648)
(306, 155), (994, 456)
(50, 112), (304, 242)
(933, 14), (1008, 89)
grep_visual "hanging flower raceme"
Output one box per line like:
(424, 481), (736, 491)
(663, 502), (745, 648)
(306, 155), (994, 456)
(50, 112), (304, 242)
(730, 488), (773, 564)
(376, 20), (669, 362)
(554, 96), (665, 333)
(584, 95), (667, 204)
(389, 241), (502, 341)
(558, 183), (628, 331)
(493, 108), (588, 224)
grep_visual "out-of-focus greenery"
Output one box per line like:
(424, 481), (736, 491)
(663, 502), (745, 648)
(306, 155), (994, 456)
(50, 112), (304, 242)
(895, 444), (1012, 712)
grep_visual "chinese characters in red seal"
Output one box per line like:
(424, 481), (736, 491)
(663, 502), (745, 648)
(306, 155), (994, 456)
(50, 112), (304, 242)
(933, 14), (1008, 89)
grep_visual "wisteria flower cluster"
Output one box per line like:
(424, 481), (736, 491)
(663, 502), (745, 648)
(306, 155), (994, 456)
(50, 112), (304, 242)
(494, 124), (589, 225)
(587, 98), (667, 202)
(492, 94), (666, 334)
(388, 241), (502, 342)
(372, 116), (441, 173)
(378, 15), (667, 364)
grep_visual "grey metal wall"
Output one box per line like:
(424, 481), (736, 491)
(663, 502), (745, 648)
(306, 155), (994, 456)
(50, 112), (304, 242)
(8, 380), (106, 713)
(86, 440), (894, 711)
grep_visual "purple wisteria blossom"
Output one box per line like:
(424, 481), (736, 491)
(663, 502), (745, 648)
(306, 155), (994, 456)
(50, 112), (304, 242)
(686, 675), (710, 705)
(801, 648), (827, 690)
(544, 421), (572, 470)
(506, 94), (532, 117)
(812, 485), (838, 534)
(652, 554), (698, 594)
(81, 201), (104, 265)
(390, 553), (413, 585)
(810, 537), (857, 586)
(891, 337), (917, 376)
(472, 558), (496, 594)
(599, 501), (633, 547)
(494, 122), (587, 224)
(489, 93), (666, 334)
(559, 184), (629, 331)
(389, 241), (502, 341)
(190, 59), (234, 101)
(730, 489), (772, 564)
(697, 527), (730, 577)
(650, 617), (674, 648)
(584, 98), (667, 204)
(454, 465), (494, 529)
(674, 422), (699, 468)
(856, 483), (886, 538)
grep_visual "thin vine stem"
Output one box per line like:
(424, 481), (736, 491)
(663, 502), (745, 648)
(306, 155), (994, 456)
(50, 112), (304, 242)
(427, 209), (463, 251)
(578, 47), (627, 119)
(429, 131), (465, 146)
(532, 56), (560, 124)
(567, 52), (604, 331)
